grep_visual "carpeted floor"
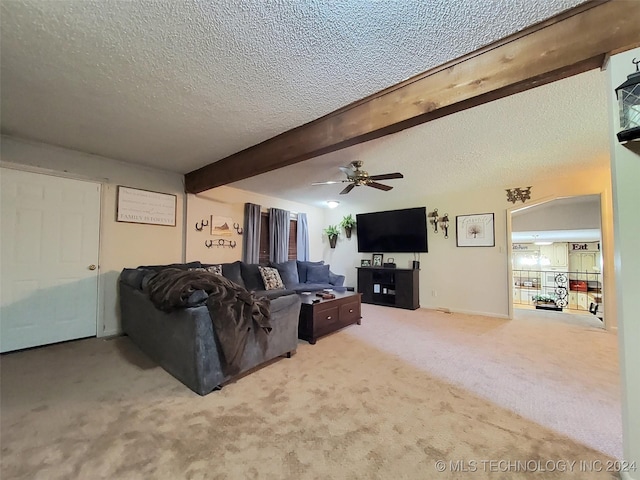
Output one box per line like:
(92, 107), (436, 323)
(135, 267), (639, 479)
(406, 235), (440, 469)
(0, 305), (621, 479)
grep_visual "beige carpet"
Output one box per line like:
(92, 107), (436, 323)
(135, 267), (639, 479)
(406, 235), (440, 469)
(0, 305), (620, 479)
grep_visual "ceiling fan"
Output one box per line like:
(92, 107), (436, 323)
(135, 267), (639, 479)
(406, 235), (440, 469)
(312, 160), (404, 195)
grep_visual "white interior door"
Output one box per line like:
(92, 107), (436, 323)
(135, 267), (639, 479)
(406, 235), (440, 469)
(1, 168), (101, 353)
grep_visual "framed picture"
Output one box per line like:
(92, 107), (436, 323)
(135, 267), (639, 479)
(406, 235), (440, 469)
(456, 213), (495, 247)
(210, 215), (233, 236)
(372, 253), (384, 266)
(116, 186), (176, 226)
(360, 259), (371, 267)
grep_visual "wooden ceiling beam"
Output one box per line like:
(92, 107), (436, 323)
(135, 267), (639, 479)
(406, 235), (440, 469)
(185, 0), (640, 193)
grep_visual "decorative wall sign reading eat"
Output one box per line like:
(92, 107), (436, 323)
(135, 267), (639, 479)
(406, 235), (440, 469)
(117, 186), (177, 226)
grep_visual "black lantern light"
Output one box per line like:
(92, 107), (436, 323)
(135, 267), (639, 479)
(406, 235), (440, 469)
(615, 58), (640, 143)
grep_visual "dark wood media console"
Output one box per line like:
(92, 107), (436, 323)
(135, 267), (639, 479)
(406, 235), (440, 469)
(357, 267), (419, 310)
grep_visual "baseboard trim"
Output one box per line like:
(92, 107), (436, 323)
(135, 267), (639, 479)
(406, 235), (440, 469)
(99, 329), (121, 338)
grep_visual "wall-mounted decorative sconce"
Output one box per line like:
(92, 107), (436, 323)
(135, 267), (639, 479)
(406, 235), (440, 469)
(430, 209), (439, 233)
(195, 219), (209, 231)
(440, 213), (450, 239)
(615, 58), (640, 144)
(506, 186), (532, 204)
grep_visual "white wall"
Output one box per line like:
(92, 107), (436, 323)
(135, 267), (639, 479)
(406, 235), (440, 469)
(512, 197), (601, 231)
(324, 164), (614, 319)
(0, 136), (185, 336)
(607, 48), (640, 480)
(185, 186), (326, 265)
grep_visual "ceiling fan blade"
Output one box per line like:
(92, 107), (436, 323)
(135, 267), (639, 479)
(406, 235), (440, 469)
(312, 180), (349, 185)
(367, 181), (393, 191)
(339, 165), (356, 177)
(369, 172), (404, 181)
(339, 184), (356, 195)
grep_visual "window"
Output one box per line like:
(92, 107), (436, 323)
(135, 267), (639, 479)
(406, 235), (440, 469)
(258, 212), (297, 264)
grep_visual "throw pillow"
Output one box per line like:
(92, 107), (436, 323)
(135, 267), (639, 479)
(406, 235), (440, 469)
(297, 260), (324, 283)
(189, 265), (223, 275)
(258, 266), (285, 290)
(270, 259), (299, 287)
(306, 264), (330, 284)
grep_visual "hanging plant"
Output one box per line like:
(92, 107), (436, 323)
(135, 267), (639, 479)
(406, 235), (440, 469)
(324, 225), (339, 248)
(339, 214), (356, 238)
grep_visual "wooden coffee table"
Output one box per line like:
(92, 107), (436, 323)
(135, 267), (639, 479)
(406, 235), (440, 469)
(297, 291), (362, 344)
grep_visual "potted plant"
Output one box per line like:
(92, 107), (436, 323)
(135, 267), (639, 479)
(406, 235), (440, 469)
(532, 294), (561, 311)
(324, 225), (339, 248)
(339, 214), (356, 238)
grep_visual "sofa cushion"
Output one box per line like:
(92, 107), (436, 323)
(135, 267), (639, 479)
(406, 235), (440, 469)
(297, 260), (324, 283)
(120, 268), (149, 290)
(288, 283), (348, 294)
(258, 266), (285, 290)
(307, 264), (330, 284)
(270, 260), (299, 287)
(253, 289), (296, 300)
(220, 261), (245, 288)
(328, 271), (345, 287)
(241, 263), (265, 292)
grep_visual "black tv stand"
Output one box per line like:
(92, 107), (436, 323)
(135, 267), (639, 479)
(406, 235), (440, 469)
(357, 267), (419, 310)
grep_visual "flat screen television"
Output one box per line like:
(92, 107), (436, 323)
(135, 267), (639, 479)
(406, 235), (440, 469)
(356, 207), (428, 253)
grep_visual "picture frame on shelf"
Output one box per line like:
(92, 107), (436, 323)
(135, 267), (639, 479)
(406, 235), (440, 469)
(372, 253), (384, 266)
(456, 213), (495, 247)
(360, 259), (371, 267)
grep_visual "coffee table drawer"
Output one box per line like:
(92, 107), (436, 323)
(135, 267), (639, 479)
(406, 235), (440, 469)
(313, 306), (340, 335)
(340, 301), (360, 324)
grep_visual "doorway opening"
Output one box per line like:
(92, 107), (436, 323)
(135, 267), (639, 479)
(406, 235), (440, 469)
(507, 194), (605, 329)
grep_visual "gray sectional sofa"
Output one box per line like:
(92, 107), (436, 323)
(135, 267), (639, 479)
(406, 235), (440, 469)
(118, 260), (345, 395)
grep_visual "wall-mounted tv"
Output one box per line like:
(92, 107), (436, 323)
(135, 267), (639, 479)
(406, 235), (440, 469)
(356, 207), (428, 253)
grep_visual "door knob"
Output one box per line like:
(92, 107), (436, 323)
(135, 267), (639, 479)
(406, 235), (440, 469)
(88, 264), (97, 270)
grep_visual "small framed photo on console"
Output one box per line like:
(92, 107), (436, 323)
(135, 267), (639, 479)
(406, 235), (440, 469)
(361, 259), (371, 267)
(372, 253), (384, 267)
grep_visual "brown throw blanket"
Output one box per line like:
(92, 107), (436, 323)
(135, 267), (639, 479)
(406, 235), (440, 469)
(146, 268), (271, 374)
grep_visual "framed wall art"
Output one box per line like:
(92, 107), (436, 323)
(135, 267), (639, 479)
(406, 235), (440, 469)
(456, 213), (495, 247)
(210, 216), (234, 236)
(116, 186), (176, 226)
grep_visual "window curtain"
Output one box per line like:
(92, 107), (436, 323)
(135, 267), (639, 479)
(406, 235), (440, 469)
(269, 207), (290, 263)
(242, 203), (261, 263)
(296, 212), (309, 261)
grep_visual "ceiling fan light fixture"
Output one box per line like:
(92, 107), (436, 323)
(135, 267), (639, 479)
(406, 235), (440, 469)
(312, 160), (403, 195)
(326, 200), (340, 209)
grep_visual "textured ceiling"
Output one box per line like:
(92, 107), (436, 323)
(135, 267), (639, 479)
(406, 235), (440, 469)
(232, 68), (609, 207)
(1, 0), (594, 203)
